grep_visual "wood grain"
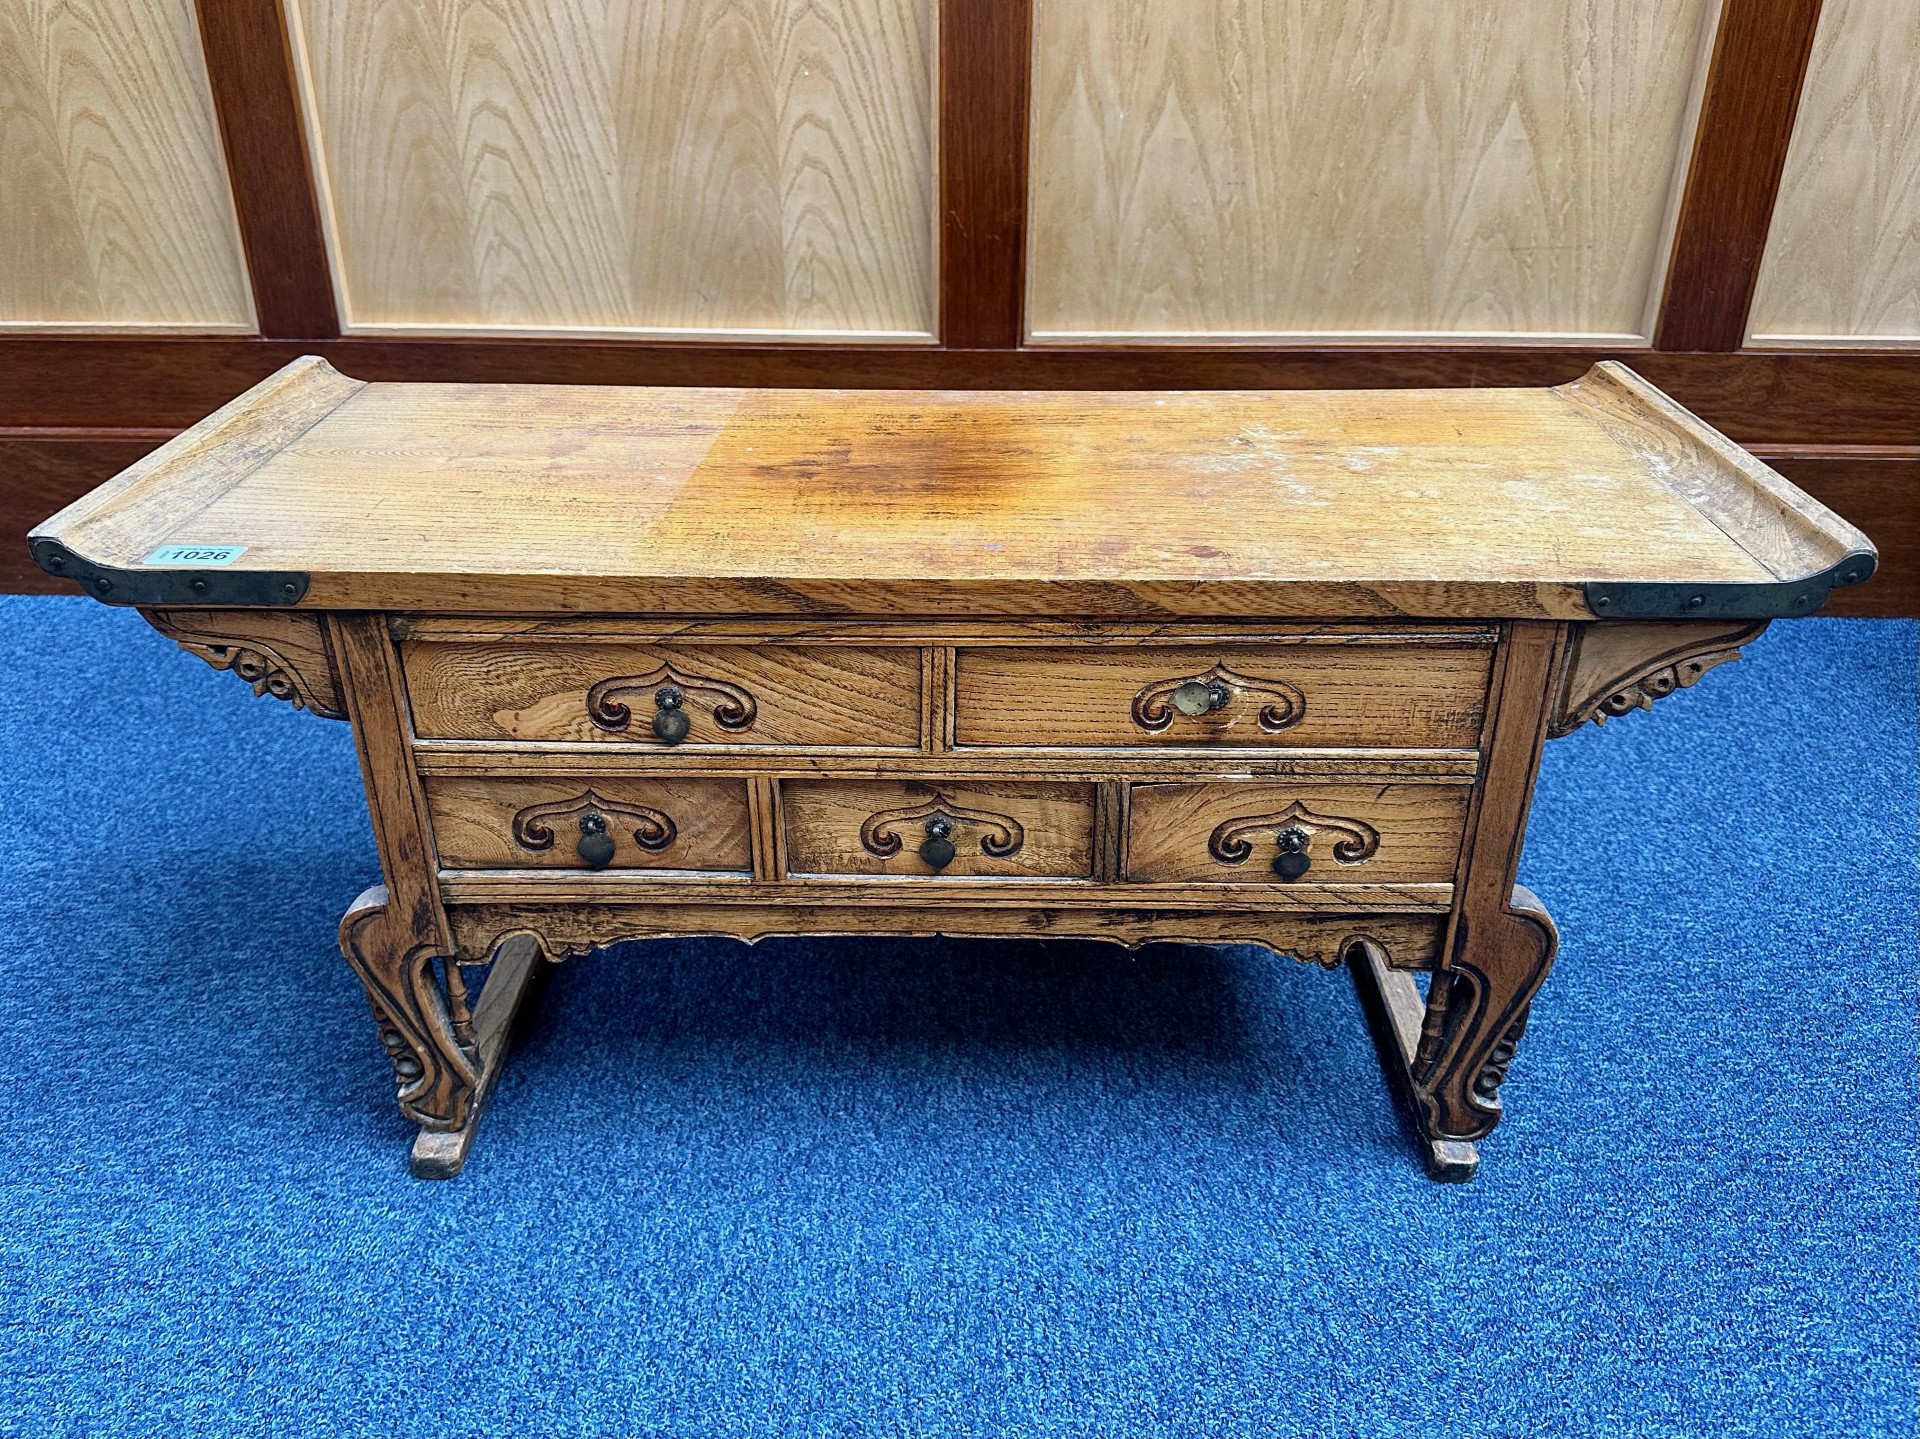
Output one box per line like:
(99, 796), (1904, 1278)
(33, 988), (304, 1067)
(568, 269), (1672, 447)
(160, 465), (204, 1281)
(1556, 362), (1875, 582)
(1125, 782), (1471, 886)
(425, 775), (752, 871)
(402, 641), (922, 747)
(953, 644), (1494, 750)
(1027, 0), (1717, 342)
(287, 0), (934, 338)
(782, 780), (1095, 879)
(0, 0), (252, 328)
(42, 363), (1847, 620)
(1746, 0), (1920, 345)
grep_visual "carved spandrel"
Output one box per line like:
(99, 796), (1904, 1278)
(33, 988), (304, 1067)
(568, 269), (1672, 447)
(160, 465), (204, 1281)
(1550, 620), (1767, 738)
(142, 608), (347, 718)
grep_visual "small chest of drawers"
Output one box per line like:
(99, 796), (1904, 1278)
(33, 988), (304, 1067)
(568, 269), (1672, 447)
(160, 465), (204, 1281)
(33, 358), (1874, 1181)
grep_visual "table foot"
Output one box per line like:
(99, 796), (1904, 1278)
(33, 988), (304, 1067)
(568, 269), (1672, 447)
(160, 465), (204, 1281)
(1348, 938), (1480, 1183)
(408, 933), (548, 1180)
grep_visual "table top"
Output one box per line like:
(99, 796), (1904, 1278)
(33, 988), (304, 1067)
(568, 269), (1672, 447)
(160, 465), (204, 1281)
(31, 357), (1874, 619)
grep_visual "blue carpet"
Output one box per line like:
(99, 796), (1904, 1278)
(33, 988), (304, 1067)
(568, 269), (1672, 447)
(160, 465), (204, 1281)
(0, 596), (1912, 1438)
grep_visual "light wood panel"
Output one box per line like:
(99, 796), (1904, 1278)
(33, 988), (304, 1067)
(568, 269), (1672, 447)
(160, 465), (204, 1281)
(0, 0), (252, 328)
(1746, 0), (1920, 345)
(287, 0), (935, 338)
(1026, 0), (1718, 343)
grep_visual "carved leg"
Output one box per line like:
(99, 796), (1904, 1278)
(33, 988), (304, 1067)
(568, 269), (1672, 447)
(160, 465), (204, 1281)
(1347, 939), (1481, 1182)
(1348, 887), (1556, 1181)
(338, 888), (549, 1177)
(1411, 883), (1557, 1144)
(339, 885), (480, 1132)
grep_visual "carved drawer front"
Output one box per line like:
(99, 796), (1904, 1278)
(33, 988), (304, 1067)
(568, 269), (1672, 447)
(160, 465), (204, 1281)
(951, 644), (1492, 749)
(403, 642), (921, 747)
(1125, 782), (1470, 886)
(426, 776), (752, 872)
(783, 780), (1096, 879)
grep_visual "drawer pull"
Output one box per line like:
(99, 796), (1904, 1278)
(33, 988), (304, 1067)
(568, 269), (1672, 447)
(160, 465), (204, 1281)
(512, 789), (678, 866)
(586, 663), (758, 741)
(918, 817), (957, 872)
(1271, 826), (1312, 881)
(1132, 663), (1306, 733)
(1207, 801), (1379, 875)
(576, 813), (617, 870)
(860, 794), (1026, 867)
(1172, 679), (1230, 716)
(650, 686), (690, 745)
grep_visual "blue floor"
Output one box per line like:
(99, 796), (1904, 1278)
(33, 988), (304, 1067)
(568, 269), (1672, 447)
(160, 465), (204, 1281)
(0, 596), (1913, 1438)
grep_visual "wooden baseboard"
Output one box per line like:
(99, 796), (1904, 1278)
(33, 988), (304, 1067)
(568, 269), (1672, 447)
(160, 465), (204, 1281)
(1, 429), (173, 592)
(1754, 448), (1919, 617)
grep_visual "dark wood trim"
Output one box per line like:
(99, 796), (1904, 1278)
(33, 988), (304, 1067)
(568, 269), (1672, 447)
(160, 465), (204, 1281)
(939, 0), (1032, 348)
(1654, 0), (1826, 352)
(5, 337), (1914, 442)
(1749, 446), (1920, 617)
(1, 430), (174, 590)
(192, 0), (340, 338)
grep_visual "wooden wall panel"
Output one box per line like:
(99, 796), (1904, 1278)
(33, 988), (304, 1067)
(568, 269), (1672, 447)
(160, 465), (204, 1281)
(1745, 0), (1920, 345)
(1, 430), (171, 589)
(1755, 448), (1919, 616)
(1026, 0), (1718, 344)
(0, 0), (253, 329)
(286, 0), (935, 339)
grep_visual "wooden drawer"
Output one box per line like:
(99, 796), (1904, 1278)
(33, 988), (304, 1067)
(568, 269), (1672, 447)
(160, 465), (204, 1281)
(952, 644), (1492, 749)
(783, 780), (1095, 879)
(1125, 782), (1469, 885)
(427, 775), (752, 872)
(403, 642), (921, 747)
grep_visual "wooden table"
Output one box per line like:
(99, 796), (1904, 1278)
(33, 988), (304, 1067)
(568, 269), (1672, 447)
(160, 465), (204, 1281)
(31, 359), (1874, 1180)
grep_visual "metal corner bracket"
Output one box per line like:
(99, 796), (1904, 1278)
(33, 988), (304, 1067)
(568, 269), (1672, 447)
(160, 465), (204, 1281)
(29, 539), (309, 607)
(1584, 550), (1877, 620)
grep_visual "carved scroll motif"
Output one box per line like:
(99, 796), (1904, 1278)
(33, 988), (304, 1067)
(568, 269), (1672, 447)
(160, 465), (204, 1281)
(1550, 620), (1767, 738)
(142, 609), (346, 718)
(1208, 801), (1380, 866)
(511, 789), (677, 853)
(859, 794), (1025, 859)
(339, 889), (479, 1131)
(586, 663), (757, 735)
(1131, 662), (1306, 733)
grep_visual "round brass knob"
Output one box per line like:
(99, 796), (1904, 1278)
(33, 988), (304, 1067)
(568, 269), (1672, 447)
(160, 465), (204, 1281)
(1272, 826), (1311, 881)
(919, 816), (957, 871)
(651, 685), (691, 745)
(577, 812), (617, 869)
(1171, 679), (1230, 717)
